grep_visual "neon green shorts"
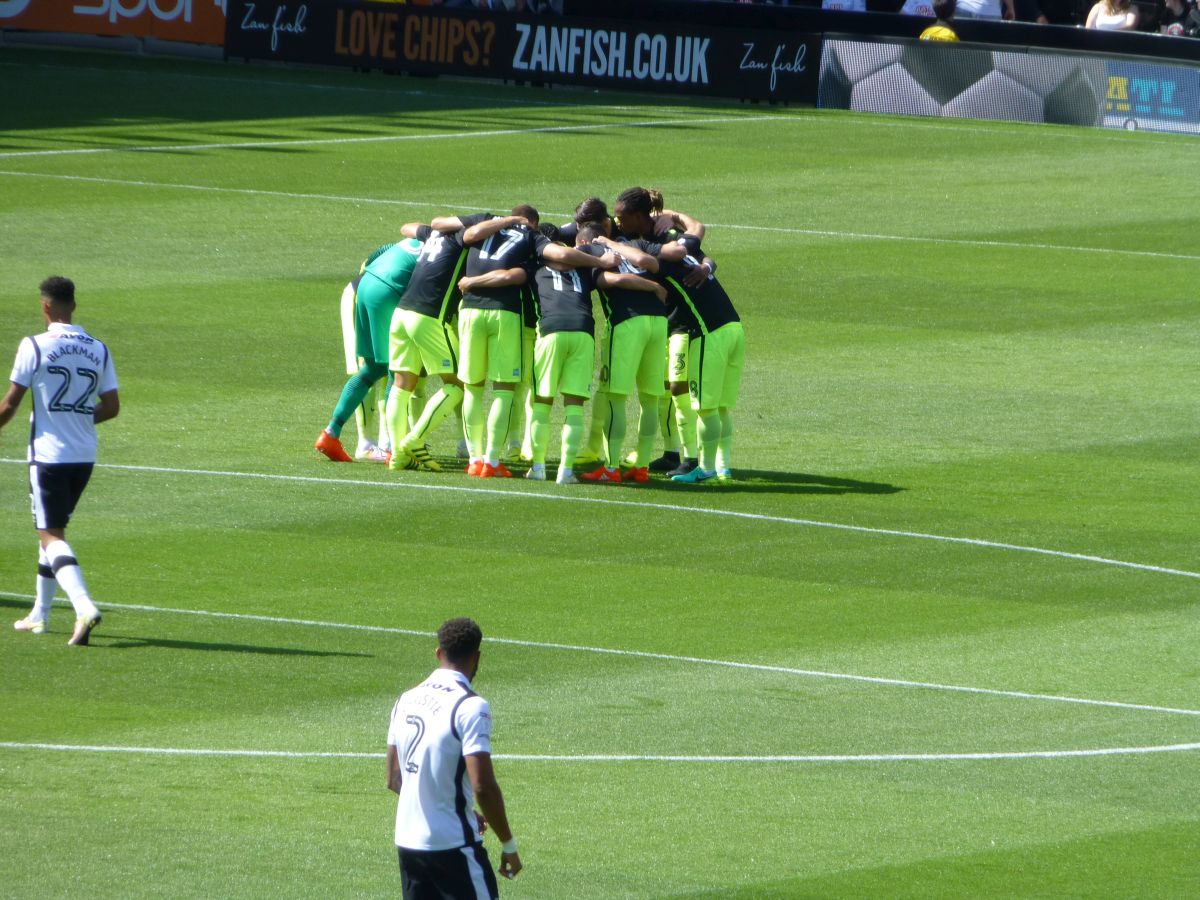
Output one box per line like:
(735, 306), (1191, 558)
(389, 307), (458, 376)
(668, 332), (690, 385)
(689, 322), (745, 411)
(457, 307), (524, 384)
(599, 315), (667, 397)
(533, 331), (595, 400)
(354, 274), (402, 366)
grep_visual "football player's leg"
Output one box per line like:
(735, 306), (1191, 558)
(385, 374), (416, 466)
(530, 400), (552, 467)
(714, 323), (744, 476)
(403, 378), (464, 455)
(457, 311), (489, 466)
(15, 543), (55, 633)
(327, 360), (387, 440)
(631, 328), (666, 469)
(672, 386), (698, 462)
(659, 393), (678, 454)
(717, 408), (734, 475)
(559, 398), (586, 482)
(462, 384), (486, 465)
(528, 336), (557, 471)
(485, 386), (514, 467)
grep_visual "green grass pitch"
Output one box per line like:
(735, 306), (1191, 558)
(0, 45), (1197, 898)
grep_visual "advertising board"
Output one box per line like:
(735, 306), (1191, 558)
(224, 1), (821, 104)
(0, 0), (226, 45)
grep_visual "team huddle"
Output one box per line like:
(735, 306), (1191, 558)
(315, 187), (746, 486)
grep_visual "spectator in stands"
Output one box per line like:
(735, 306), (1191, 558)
(1085, 0), (1138, 28)
(920, 0), (960, 37)
(1186, 0), (1200, 32)
(1011, 0), (1078, 23)
(901, 0), (938, 17)
(955, 0), (1014, 18)
(1158, 0), (1192, 33)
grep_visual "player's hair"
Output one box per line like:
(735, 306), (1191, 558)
(577, 222), (605, 244)
(39, 275), (75, 307)
(438, 617), (483, 664)
(647, 189), (665, 215)
(511, 204), (539, 226)
(539, 222), (566, 244)
(615, 186), (655, 217)
(574, 197), (609, 225)
(933, 0), (956, 19)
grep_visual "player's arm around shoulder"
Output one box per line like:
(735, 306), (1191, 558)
(463, 215), (527, 246)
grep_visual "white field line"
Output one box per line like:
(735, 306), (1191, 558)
(2, 740), (1198, 763)
(0, 59), (694, 111)
(0, 113), (784, 159)
(2, 589), (1198, 719)
(2, 170), (1197, 263)
(3, 459), (1192, 582)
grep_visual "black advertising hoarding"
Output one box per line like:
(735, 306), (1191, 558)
(224, 2), (819, 103)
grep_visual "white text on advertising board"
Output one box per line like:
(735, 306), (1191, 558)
(74, 0), (204, 25)
(513, 23), (709, 86)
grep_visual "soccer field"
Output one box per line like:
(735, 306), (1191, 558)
(1, 45), (1197, 898)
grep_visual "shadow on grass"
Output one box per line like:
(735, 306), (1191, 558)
(412, 458), (902, 497)
(100, 633), (372, 657)
(0, 602), (368, 657)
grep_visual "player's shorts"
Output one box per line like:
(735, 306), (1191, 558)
(668, 331), (690, 384)
(520, 325), (536, 387)
(533, 331), (595, 400)
(689, 322), (745, 411)
(599, 315), (667, 398)
(389, 307), (458, 377)
(457, 308), (524, 384)
(398, 844), (498, 900)
(28, 462), (93, 531)
(355, 273), (403, 366)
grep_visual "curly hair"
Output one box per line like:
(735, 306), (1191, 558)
(39, 275), (75, 306)
(438, 617), (483, 664)
(615, 186), (654, 217)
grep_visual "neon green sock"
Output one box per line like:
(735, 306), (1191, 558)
(602, 393), (627, 467)
(531, 402), (552, 465)
(674, 393), (698, 459)
(522, 387), (535, 456)
(402, 383), (463, 451)
(485, 389), (514, 464)
(385, 384), (413, 456)
(408, 376), (426, 433)
(659, 394), (679, 453)
(634, 395), (659, 467)
(562, 405), (585, 469)
(696, 410), (721, 472)
(508, 380), (529, 449)
(585, 390), (610, 457)
(462, 385), (486, 460)
(717, 409), (733, 471)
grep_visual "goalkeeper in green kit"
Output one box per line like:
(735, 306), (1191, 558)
(315, 236), (423, 463)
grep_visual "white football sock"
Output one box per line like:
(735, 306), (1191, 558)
(44, 540), (98, 620)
